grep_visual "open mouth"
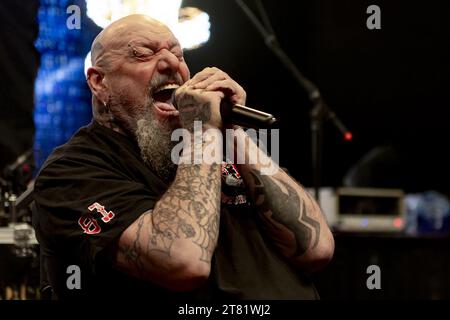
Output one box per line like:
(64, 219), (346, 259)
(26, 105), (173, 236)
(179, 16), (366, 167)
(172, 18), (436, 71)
(152, 83), (179, 116)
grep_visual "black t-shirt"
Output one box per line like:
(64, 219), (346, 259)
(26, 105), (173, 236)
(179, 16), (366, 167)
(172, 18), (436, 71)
(33, 121), (319, 300)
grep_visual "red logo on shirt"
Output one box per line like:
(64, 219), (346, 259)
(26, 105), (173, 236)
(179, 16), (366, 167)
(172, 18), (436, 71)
(78, 215), (101, 235)
(78, 202), (116, 235)
(88, 202), (115, 223)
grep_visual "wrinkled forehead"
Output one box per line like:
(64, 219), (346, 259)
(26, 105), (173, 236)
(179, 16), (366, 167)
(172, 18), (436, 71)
(108, 20), (178, 48)
(91, 19), (179, 65)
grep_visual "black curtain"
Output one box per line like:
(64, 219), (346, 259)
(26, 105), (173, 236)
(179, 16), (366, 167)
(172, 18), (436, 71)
(0, 0), (40, 170)
(183, 0), (450, 193)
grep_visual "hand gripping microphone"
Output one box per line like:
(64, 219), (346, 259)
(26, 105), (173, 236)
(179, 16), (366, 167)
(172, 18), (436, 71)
(172, 90), (279, 129)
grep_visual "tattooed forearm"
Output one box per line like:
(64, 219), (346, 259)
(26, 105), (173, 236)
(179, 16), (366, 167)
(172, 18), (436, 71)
(150, 164), (221, 263)
(232, 128), (333, 271)
(118, 213), (146, 276)
(247, 169), (321, 258)
(116, 162), (221, 286)
(120, 162), (220, 265)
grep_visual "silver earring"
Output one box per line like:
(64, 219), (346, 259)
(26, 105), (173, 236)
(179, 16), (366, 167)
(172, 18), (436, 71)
(104, 101), (114, 122)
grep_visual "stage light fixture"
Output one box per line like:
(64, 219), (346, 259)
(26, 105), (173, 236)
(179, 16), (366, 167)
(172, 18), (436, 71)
(84, 0), (210, 75)
(85, 0), (210, 49)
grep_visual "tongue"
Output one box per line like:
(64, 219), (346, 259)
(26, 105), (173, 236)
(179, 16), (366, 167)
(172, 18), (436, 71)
(154, 101), (176, 111)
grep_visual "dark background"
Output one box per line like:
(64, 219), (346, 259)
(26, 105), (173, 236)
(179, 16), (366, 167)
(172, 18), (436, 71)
(1, 0), (448, 193)
(0, 0), (40, 171)
(182, 0), (449, 193)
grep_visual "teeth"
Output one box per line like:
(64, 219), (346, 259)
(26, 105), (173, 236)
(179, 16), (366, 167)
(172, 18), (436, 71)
(154, 83), (180, 94)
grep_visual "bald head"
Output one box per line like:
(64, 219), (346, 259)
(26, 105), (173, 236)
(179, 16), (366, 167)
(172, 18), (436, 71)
(90, 14), (176, 71)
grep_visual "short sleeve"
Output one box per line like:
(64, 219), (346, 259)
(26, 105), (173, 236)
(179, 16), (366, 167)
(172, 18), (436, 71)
(33, 154), (159, 274)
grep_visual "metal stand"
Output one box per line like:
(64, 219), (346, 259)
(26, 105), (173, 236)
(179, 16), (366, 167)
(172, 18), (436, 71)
(235, 0), (352, 201)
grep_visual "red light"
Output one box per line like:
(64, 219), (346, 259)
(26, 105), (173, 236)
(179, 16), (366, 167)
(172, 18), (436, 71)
(393, 218), (403, 228)
(344, 132), (353, 141)
(23, 164), (30, 173)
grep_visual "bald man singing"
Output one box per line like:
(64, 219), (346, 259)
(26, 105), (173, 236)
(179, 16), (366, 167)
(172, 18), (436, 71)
(33, 14), (334, 300)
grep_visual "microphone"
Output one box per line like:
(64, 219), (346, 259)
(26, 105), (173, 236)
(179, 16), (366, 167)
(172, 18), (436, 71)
(219, 101), (279, 129)
(171, 91), (278, 128)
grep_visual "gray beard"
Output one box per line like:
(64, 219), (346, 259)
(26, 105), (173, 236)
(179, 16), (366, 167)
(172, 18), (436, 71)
(107, 72), (184, 183)
(135, 117), (178, 183)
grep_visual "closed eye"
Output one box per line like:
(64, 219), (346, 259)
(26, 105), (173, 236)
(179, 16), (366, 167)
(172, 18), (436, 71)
(174, 54), (184, 61)
(171, 50), (184, 61)
(128, 43), (154, 60)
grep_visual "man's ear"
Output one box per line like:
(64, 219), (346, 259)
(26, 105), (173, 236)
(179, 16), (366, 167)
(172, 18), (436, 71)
(87, 67), (109, 104)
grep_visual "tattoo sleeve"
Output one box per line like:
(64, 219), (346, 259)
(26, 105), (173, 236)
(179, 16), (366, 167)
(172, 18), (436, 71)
(117, 164), (221, 284)
(246, 169), (322, 259)
(150, 163), (221, 263)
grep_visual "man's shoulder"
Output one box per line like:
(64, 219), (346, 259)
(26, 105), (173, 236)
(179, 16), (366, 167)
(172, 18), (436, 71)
(40, 121), (136, 169)
(34, 121), (154, 192)
(39, 122), (99, 169)
(36, 122), (125, 183)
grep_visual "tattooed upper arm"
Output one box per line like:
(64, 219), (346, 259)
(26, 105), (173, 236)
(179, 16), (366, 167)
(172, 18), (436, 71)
(115, 164), (221, 291)
(249, 171), (320, 257)
(245, 168), (333, 271)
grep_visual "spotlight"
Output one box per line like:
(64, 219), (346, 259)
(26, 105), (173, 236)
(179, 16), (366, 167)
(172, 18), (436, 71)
(84, 0), (211, 76)
(85, 0), (210, 49)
